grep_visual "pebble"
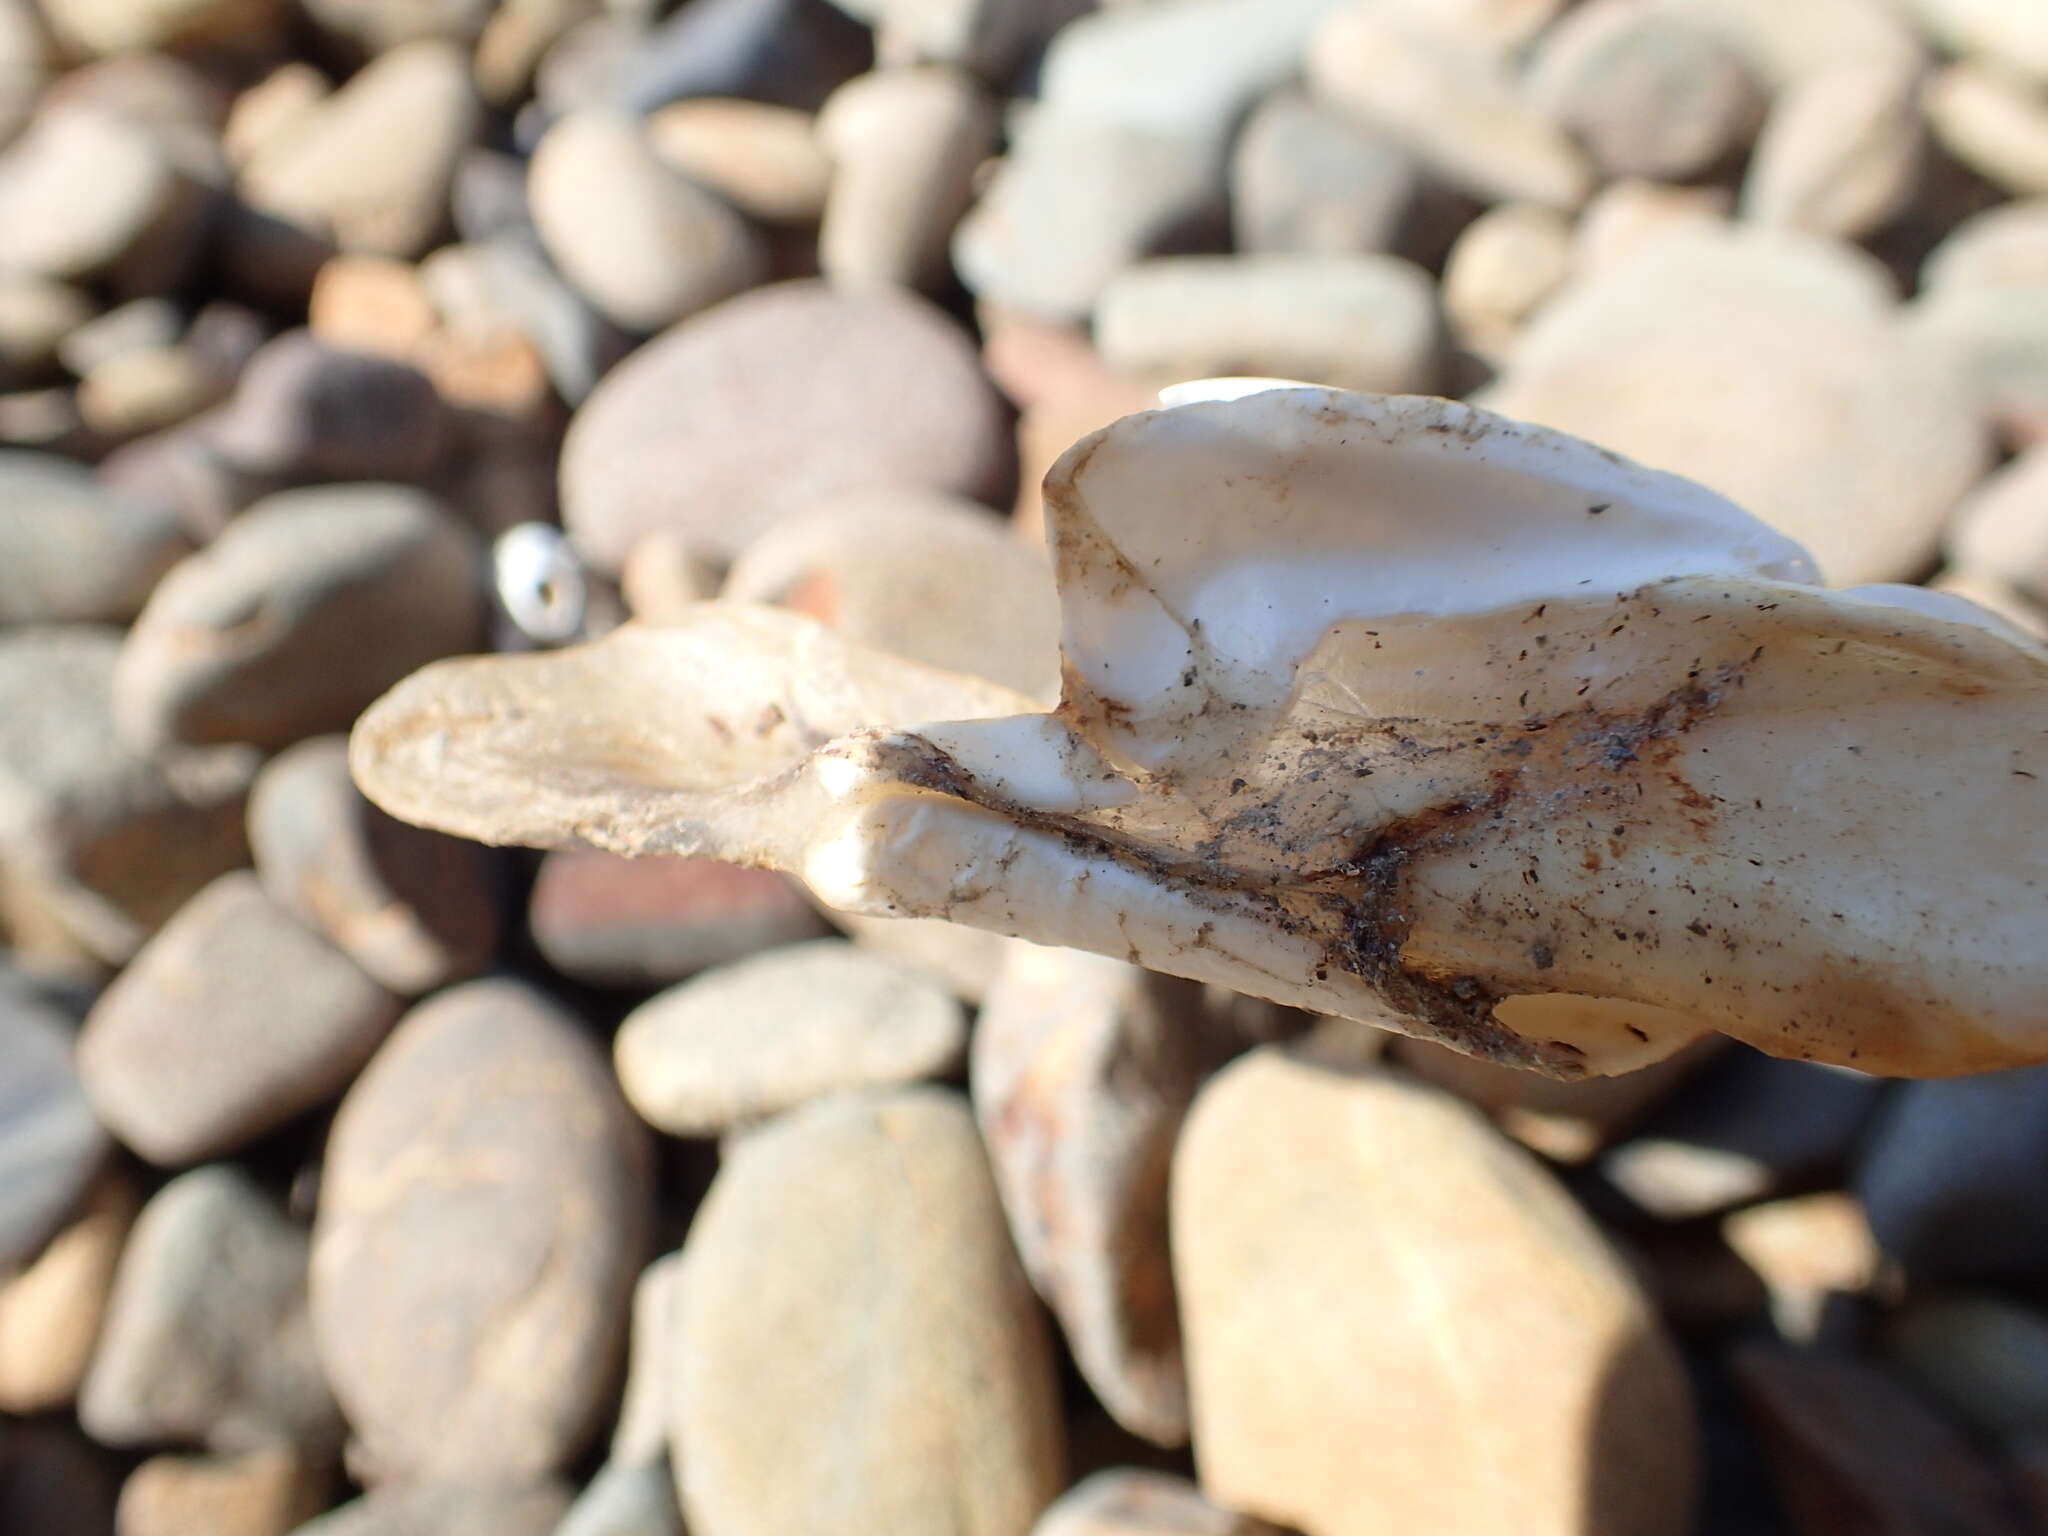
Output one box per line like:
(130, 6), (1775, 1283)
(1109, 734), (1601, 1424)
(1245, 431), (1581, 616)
(865, 0), (1086, 80)
(79, 344), (226, 440)
(291, 1482), (574, 1536)
(223, 62), (329, 172)
(1923, 197), (2048, 293)
(1031, 1470), (1283, 1536)
(817, 67), (994, 292)
(1741, 64), (1925, 240)
(1855, 1064), (2048, 1277)
(530, 111), (763, 334)
(557, 1458), (685, 1536)
(951, 111), (1225, 322)
(1720, 1192), (1882, 1344)
(1484, 224), (1989, 586)
(248, 735), (500, 995)
(560, 280), (1011, 567)
(422, 235), (625, 404)
(237, 40), (480, 259)
(615, 0), (870, 115)
(0, 105), (207, 294)
(1306, 5), (1591, 210)
(675, 1087), (1065, 1535)
(302, 0), (497, 50)
(619, 526), (722, 620)
(0, 274), (92, 388)
(472, 0), (595, 105)
(0, 626), (255, 967)
(114, 482), (483, 751)
(1925, 63), (2048, 198)
(973, 948), (1226, 1448)
(201, 331), (451, 484)
(1093, 253), (1442, 396)
(1931, 564), (2048, 638)
(1173, 1049), (1697, 1536)
(1891, 0), (2048, 85)
(1038, 0), (1339, 156)
(1574, 178), (1731, 275)
(79, 1164), (342, 1454)
(1441, 202), (1573, 362)
(0, 995), (106, 1271)
(118, 1445), (328, 1536)
(1230, 90), (1466, 266)
(1526, 0), (1764, 182)
(57, 296), (180, 375)
(608, 1251), (679, 1466)
(645, 98), (831, 224)
(1599, 1052), (1885, 1220)
(1882, 1293), (2048, 1439)
(78, 870), (403, 1164)
(1906, 273), (2048, 447)
(528, 849), (830, 986)
(616, 937), (965, 1135)
(1655, 0), (1925, 90)
(721, 488), (1061, 695)
(50, 0), (278, 56)
(306, 255), (437, 360)
(1946, 443), (2048, 598)
(0, 450), (187, 623)
(1732, 1345), (2031, 1536)
(312, 978), (649, 1485)
(0, 1169), (132, 1412)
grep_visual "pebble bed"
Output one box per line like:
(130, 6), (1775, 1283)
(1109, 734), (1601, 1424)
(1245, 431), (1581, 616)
(1, 0), (2047, 1532)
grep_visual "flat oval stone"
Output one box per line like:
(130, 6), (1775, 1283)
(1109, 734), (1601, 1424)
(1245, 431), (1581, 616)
(615, 938), (966, 1135)
(78, 870), (403, 1165)
(114, 483), (483, 751)
(1093, 253), (1442, 397)
(1484, 223), (1989, 585)
(312, 978), (649, 1486)
(676, 1087), (1064, 1535)
(79, 1165), (341, 1454)
(1173, 1049), (1698, 1536)
(238, 40), (480, 259)
(0, 626), (255, 966)
(972, 948), (1225, 1448)
(0, 452), (187, 624)
(721, 489), (1061, 697)
(560, 280), (1011, 568)
(529, 110), (763, 334)
(0, 995), (106, 1271)
(248, 735), (500, 995)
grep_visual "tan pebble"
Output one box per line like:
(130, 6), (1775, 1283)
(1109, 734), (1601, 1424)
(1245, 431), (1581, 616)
(646, 98), (831, 224)
(1926, 62), (2048, 198)
(222, 62), (329, 172)
(307, 254), (436, 360)
(76, 345), (223, 439)
(415, 323), (551, 416)
(116, 1444), (328, 1536)
(0, 1170), (135, 1414)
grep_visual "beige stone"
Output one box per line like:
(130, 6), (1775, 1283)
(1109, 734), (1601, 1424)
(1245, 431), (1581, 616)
(223, 63), (329, 172)
(307, 255), (436, 360)
(675, 1087), (1065, 1536)
(116, 1445), (327, 1536)
(647, 98), (831, 224)
(0, 1170), (133, 1413)
(1441, 202), (1573, 362)
(1173, 1050), (1698, 1536)
(1926, 61), (2048, 196)
(1741, 64), (1924, 239)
